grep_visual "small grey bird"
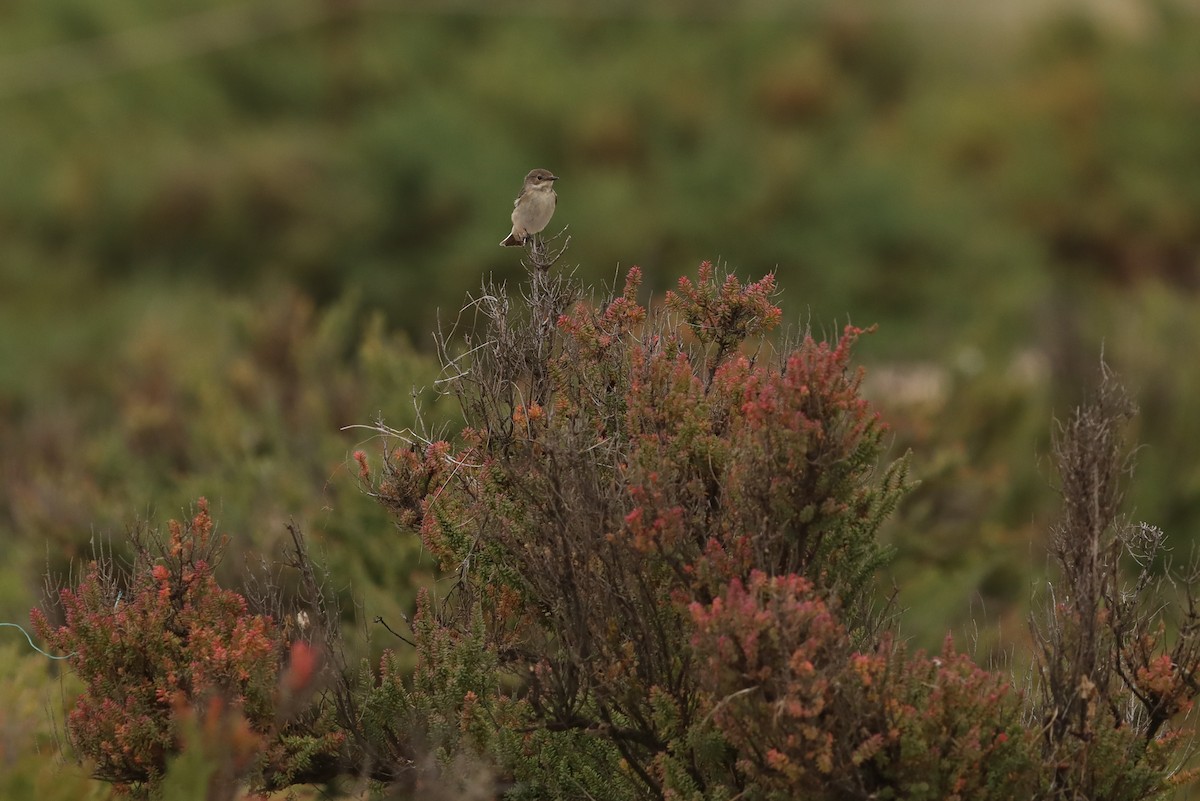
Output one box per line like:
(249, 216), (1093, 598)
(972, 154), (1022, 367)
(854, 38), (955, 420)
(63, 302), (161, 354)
(500, 168), (559, 247)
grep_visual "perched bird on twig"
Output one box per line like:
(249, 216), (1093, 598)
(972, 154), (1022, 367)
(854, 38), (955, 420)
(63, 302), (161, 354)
(500, 168), (559, 247)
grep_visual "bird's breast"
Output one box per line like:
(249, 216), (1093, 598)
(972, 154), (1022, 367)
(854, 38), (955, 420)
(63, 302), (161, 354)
(514, 189), (557, 231)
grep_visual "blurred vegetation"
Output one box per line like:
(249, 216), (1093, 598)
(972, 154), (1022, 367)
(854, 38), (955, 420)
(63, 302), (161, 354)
(2, 0), (1200, 794)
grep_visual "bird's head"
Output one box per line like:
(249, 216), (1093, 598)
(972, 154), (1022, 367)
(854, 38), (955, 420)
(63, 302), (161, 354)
(525, 168), (559, 189)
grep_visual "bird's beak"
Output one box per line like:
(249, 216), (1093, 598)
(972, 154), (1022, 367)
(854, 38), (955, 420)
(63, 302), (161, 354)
(549, 175), (560, 181)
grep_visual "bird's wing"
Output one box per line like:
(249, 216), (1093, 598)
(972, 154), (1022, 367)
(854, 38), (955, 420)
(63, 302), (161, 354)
(513, 189), (526, 208)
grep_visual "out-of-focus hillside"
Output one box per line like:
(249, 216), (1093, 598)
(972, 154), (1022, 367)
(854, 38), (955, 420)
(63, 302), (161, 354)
(3, 1), (1195, 348)
(2, 2), (1200, 792)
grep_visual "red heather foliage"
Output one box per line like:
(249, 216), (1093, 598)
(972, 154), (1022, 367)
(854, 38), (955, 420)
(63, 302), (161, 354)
(690, 572), (1041, 799)
(665, 262), (782, 381)
(31, 500), (284, 790)
(689, 572), (844, 780)
(612, 313), (898, 612)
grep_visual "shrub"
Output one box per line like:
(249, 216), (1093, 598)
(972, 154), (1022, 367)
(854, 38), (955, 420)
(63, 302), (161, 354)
(1029, 368), (1200, 799)
(366, 258), (910, 797)
(691, 571), (1042, 800)
(32, 499), (343, 797)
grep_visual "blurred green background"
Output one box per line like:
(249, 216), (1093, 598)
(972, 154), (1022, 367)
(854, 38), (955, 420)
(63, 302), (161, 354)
(3, 0), (1200, 793)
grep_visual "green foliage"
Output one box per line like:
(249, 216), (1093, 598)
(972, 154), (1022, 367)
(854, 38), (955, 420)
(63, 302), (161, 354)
(349, 589), (511, 798)
(0, 1), (1196, 354)
(0, 644), (104, 801)
(0, 756), (104, 801)
(491, 724), (642, 801)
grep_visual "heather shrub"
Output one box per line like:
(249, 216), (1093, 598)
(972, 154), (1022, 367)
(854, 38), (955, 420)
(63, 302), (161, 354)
(690, 571), (1042, 799)
(32, 499), (343, 797)
(363, 258), (913, 797)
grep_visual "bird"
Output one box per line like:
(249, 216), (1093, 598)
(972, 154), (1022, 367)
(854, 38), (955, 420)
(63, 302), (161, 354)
(500, 168), (559, 247)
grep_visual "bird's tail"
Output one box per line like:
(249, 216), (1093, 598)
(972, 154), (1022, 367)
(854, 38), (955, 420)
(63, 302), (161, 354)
(500, 232), (524, 247)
